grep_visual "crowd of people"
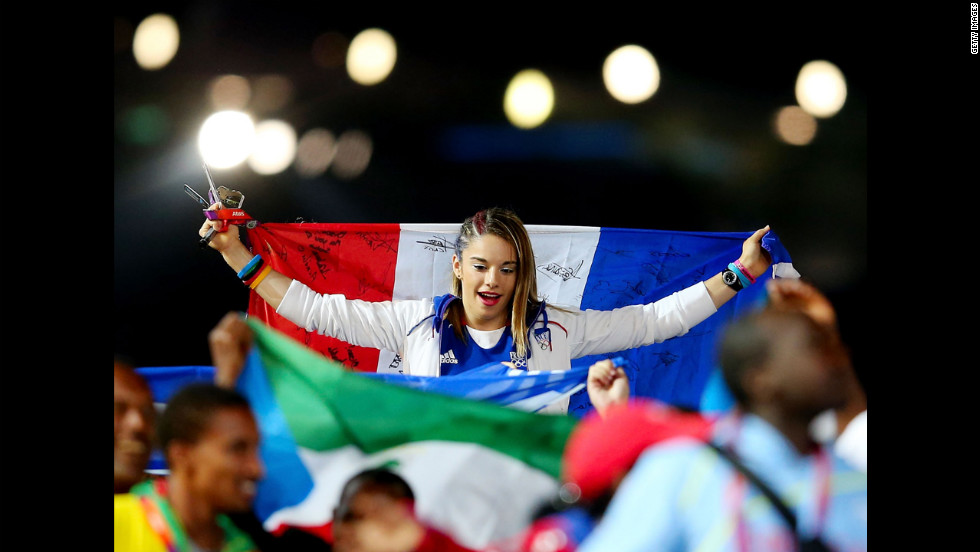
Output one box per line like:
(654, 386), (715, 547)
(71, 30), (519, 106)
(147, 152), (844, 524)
(114, 206), (866, 551)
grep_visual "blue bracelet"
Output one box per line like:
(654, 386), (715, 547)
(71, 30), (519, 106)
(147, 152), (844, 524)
(728, 262), (752, 288)
(237, 255), (264, 280)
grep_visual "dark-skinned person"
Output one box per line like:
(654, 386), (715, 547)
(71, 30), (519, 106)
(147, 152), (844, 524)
(114, 383), (264, 552)
(331, 468), (476, 552)
(768, 278), (867, 473)
(514, 360), (711, 552)
(206, 311), (334, 551)
(114, 357), (156, 495)
(575, 278), (867, 552)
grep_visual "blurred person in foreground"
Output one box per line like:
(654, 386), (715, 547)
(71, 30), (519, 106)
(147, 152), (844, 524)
(574, 278), (867, 551)
(208, 311), (335, 551)
(510, 360), (712, 552)
(114, 383), (264, 552)
(766, 279), (868, 473)
(331, 467), (476, 552)
(209, 311), (256, 389)
(210, 312), (628, 552)
(114, 357), (157, 494)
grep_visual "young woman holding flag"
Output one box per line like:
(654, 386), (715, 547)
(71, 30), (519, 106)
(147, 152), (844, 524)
(199, 207), (771, 414)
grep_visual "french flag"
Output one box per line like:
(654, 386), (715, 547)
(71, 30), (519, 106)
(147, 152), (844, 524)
(243, 222), (798, 415)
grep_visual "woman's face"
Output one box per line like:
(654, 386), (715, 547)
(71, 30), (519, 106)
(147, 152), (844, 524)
(453, 233), (518, 331)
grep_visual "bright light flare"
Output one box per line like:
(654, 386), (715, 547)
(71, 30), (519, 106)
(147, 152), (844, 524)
(208, 74), (251, 110)
(772, 105), (818, 146)
(503, 69), (555, 129)
(248, 120), (297, 175)
(795, 60), (847, 118)
(295, 128), (338, 177)
(198, 111), (256, 169)
(603, 45), (660, 104)
(132, 13), (180, 70)
(347, 28), (397, 85)
(332, 130), (373, 179)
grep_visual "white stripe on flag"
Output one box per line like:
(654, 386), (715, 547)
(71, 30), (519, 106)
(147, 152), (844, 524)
(773, 261), (802, 279)
(525, 225), (601, 310)
(264, 441), (560, 550)
(375, 225), (461, 372)
(394, 224), (460, 301)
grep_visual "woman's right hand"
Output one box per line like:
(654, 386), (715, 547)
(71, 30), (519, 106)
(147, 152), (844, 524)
(199, 202), (242, 252)
(199, 202), (289, 310)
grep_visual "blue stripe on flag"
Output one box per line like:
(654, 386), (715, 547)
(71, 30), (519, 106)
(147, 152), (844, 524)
(236, 348), (317, 521)
(135, 365), (215, 403)
(568, 228), (790, 414)
(360, 361), (590, 412)
(135, 366), (216, 472)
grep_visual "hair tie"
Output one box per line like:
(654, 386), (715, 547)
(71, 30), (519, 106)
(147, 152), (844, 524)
(473, 210), (486, 234)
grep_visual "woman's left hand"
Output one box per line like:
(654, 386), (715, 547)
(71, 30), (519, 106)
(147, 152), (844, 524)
(737, 225), (773, 280)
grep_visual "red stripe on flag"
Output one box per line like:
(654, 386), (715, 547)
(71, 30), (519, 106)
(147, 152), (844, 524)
(245, 223), (400, 372)
(270, 520), (333, 544)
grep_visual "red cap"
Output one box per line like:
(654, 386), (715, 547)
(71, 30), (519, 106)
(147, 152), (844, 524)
(561, 399), (713, 501)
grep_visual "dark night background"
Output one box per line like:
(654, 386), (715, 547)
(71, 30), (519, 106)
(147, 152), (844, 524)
(114, 4), (868, 395)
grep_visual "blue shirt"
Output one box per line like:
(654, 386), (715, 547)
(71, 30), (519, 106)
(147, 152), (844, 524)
(434, 294), (531, 376)
(439, 323), (519, 376)
(577, 413), (867, 552)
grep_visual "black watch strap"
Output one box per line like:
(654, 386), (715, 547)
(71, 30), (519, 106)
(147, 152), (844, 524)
(722, 268), (744, 292)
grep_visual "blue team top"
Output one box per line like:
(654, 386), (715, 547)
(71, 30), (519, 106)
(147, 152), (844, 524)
(423, 294), (547, 376)
(577, 413), (867, 552)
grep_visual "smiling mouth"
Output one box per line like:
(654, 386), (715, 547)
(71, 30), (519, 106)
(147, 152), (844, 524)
(478, 292), (501, 305)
